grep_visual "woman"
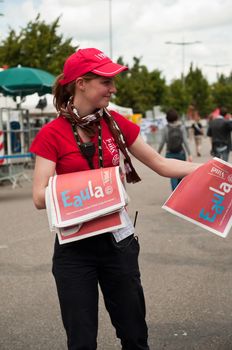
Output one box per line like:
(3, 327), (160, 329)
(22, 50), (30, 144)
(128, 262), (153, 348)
(158, 108), (193, 191)
(30, 48), (201, 350)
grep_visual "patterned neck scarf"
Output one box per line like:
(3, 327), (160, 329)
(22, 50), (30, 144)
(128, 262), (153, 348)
(60, 97), (104, 137)
(60, 97), (141, 184)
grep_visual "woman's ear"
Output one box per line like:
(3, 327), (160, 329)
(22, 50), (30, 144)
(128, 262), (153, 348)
(75, 77), (85, 91)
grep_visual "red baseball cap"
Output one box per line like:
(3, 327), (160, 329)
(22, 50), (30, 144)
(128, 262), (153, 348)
(59, 48), (128, 85)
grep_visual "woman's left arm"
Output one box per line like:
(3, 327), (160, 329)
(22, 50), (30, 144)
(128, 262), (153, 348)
(129, 135), (202, 178)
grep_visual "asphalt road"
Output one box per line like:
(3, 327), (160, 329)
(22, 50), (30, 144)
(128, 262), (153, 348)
(0, 136), (232, 350)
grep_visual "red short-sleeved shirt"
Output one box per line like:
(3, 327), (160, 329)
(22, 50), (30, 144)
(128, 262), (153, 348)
(30, 110), (140, 174)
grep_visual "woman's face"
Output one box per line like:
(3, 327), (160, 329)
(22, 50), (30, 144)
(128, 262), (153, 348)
(77, 76), (117, 110)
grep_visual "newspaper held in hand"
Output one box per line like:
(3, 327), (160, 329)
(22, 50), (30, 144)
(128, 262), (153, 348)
(162, 158), (232, 238)
(45, 166), (129, 244)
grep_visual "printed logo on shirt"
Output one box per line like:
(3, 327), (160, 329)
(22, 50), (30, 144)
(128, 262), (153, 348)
(112, 154), (120, 165)
(104, 138), (118, 155)
(103, 138), (119, 165)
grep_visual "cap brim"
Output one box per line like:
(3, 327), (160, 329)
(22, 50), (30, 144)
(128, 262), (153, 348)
(92, 62), (128, 77)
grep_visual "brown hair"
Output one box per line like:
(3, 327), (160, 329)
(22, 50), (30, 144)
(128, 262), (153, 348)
(220, 106), (228, 117)
(166, 108), (179, 123)
(52, 72), (100, 111)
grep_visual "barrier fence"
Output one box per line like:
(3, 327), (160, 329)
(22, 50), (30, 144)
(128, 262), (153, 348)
(0, 107), (36, 188)
(0, 153), (33, 188)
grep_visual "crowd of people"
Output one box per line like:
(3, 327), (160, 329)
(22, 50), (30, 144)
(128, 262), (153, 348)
(157, 104), (232, 190)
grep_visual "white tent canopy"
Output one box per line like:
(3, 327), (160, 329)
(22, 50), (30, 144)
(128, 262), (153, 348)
(21, 93), (56, 115)
(18, 93), (133, 117)
(108, 102), (133, 116)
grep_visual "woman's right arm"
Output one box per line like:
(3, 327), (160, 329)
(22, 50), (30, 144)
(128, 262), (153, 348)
(32, 155), (56, 210)
(129, 135), (201, 178)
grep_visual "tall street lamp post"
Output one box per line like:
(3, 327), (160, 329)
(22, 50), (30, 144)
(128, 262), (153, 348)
(165, 40), (201, 82)
(0, 0), (3, 17)
(108, 0), (113, 58)
(205, 63), (229, 81)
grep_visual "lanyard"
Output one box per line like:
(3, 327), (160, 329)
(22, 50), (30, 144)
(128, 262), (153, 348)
(71, 122), (103, 169)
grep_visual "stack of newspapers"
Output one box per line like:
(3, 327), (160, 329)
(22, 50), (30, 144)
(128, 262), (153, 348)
(45, 166), (133, 244)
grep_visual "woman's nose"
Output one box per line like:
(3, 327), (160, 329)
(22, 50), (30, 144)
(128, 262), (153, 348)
(110, 83), (117, 94)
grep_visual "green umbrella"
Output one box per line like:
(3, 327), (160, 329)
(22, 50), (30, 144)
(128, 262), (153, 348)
(0, 66), (56, 98)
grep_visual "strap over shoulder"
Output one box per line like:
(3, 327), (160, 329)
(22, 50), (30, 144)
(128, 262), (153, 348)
(104, 108), (141, 183)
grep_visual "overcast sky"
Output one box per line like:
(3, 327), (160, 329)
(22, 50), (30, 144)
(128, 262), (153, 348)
(1, 0), (232, 83)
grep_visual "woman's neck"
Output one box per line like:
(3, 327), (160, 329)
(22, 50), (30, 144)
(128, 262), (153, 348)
(73, 96), (96, 117)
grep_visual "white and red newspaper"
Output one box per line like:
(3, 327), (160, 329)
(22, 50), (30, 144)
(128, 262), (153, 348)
(162, 158), (232, 238)
(45, 166), (130, 244)
(52, 209), (132, 245)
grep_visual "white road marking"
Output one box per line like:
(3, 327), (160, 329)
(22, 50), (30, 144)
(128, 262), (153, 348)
(0, 245), (8, 249)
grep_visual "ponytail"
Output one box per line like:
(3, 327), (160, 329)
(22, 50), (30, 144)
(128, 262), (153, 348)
(52, 73), (76, 112)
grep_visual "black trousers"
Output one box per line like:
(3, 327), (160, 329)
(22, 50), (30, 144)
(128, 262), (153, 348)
(52, 233), (150, 350)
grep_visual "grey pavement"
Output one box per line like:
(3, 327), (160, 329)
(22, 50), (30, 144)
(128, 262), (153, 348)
(0, 136), (232, 350)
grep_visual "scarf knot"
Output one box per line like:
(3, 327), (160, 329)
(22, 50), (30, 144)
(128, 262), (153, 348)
(60, 97), (103, 137)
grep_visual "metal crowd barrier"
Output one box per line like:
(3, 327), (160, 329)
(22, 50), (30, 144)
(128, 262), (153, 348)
(0, 153), (33, 188)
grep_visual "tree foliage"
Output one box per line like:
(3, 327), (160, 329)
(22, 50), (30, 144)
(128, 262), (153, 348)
(0, 14), (77, 75)
(163, 79), (190, 115)
(210, 74), (232, 112)
(184, 64), (212, 116)
(1, 15), (232, 116)
(113, 56), (166, 113)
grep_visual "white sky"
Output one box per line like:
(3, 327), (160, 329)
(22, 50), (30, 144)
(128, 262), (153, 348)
(1, 0), (232, 83)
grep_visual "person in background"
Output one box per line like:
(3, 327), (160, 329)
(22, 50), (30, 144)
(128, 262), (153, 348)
(224, 112), (232, 120)
(207, 106), (232, 162)
(158, 108), (193, 190)
(30, 48), (201, 350)
(191, 109), (204, 157)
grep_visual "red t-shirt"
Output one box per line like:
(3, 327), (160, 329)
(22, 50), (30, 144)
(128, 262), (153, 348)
(30, 110), (140, 175)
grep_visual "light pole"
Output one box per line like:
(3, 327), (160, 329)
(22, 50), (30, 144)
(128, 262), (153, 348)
(205, 63), (229, 80)
(165, 40), (201, 81)
(0, 0), (3, 17)
(79, 0), (113, 58)
(108, 0), (113, 58)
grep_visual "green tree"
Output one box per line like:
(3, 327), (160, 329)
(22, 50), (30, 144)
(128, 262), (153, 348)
(0, 14), (77, 75)
(184, 64), (213, 116)
(210, 74), (232, 112)
(163, 79), (190, 115)
(114, 57), (166, 114)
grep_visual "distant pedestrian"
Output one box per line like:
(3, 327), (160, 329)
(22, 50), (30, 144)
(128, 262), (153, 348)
(158, 108), (193, 190)
(207, 106), (232, 161)
(224, 112), (232, 120)
(191, 109), (204, 157)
